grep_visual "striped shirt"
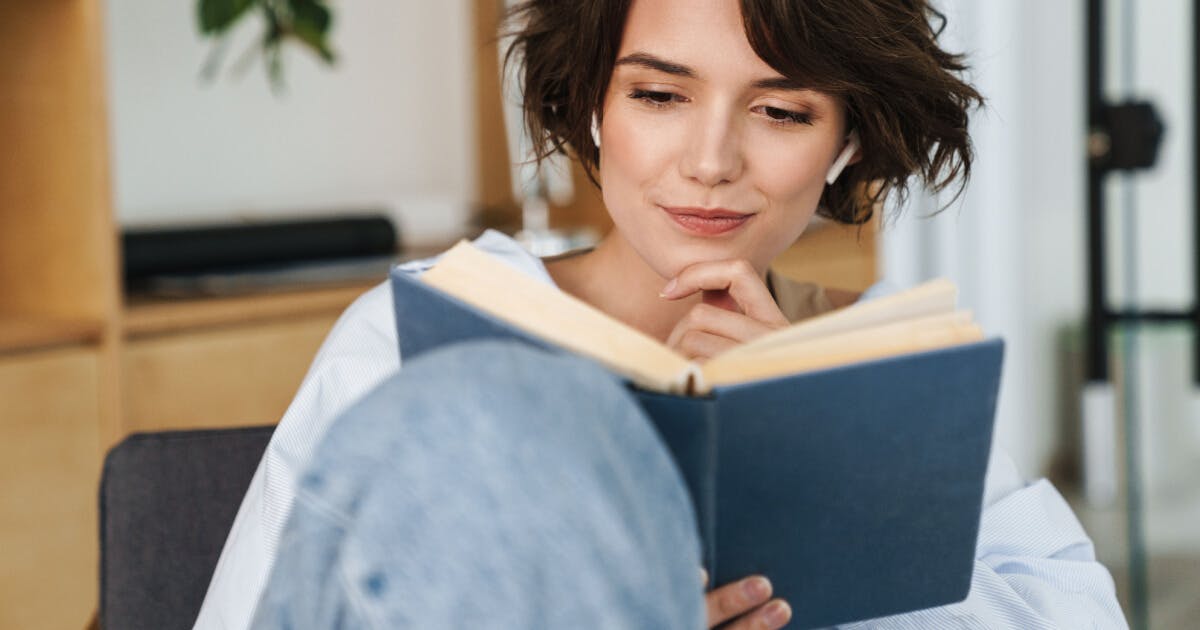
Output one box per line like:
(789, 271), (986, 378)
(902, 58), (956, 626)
(194, 230), (1127, 629)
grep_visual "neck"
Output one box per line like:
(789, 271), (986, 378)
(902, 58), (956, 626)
(545, 231), (701, 343)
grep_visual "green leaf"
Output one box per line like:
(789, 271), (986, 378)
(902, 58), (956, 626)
(288, 0), (332, 33)
(197, 0), (257, 34)
(289, 0), (336, 63)
(267, 46), (285, 94)
(197, 0), (336, 90)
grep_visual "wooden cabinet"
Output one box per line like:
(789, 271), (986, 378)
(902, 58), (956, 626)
(123, 316), (336, 432)
(120, 289), (370, 433)
(1, 3), (118, 626)
(0, 349), (103, 630)
(0, 0), (121, 432)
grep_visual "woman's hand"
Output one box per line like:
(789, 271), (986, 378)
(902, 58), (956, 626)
(704, 570), (792, 629)
(661, 259), (790, 361)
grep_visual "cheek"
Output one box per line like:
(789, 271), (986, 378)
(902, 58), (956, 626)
(738, 142), (833, 269)
(600, 111), (670, 185)
(598, 111), (676, 220)
(754, 145), (830, 223)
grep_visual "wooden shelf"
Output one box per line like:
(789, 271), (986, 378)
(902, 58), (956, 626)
(0, 315), (105, 354)
(123, 282), (377, 338)
(0, 2), (120, 625)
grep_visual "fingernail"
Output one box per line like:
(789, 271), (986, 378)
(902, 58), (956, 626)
(763, 600), (792, 627)
(699, 567), (708, 586)
(659, 278), (678, 297)
(742, 576), (771, 601)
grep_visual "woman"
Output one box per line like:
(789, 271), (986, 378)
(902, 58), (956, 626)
(196, 1), (1127, 628)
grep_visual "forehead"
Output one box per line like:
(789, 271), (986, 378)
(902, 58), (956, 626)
(617, 0), (781, 84)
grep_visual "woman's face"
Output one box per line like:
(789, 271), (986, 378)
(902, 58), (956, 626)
(598, 0), (851, 279)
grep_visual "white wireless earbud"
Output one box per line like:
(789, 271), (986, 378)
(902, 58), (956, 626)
(591, 113), (601, 149)
(825, 130), (860, 185)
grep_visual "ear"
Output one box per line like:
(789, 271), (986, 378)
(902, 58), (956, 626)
(824, 130), (861, 185)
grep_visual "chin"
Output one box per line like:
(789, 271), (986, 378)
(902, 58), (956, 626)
(641, 235), (769, 279)
(611, 211), (789, 278)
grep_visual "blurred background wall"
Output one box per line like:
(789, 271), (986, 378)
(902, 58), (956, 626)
(105, 0), (477, 243)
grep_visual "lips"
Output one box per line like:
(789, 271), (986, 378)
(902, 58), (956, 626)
(661, 206), (754, 236)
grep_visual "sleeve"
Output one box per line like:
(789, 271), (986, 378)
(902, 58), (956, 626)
(839, 447), (1129, 629)
(193, 281), (402, 630)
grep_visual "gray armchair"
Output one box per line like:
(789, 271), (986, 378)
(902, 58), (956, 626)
(99, 426), (274, 630)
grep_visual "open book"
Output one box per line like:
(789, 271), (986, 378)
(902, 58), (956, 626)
(390, 240), (1003, 629)
(419, 240), (984, 394)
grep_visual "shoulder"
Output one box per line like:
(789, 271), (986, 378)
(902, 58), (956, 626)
(282, 279), (400, 410)
(320, 280), (397, 358)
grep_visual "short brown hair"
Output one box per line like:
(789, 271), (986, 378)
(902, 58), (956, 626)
(504, 0), (983, 225)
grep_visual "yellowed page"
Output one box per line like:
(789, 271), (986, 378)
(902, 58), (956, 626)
(420, 241), (694, 393)
(699, 314), (983, 391)
(727, 311), (973, 361)
(716, 278), (958, 361)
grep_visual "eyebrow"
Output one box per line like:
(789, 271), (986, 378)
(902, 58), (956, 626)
(750, 76), (805, 91)
(613, 51), (807, 91)
(614, 52), (697, 78)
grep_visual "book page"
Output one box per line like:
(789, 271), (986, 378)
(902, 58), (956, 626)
(421, 241), (695, 393)
(715, 278), (958, 361)
(699, 312), (983, 391)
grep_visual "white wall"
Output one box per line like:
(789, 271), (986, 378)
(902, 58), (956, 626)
(1108, 0), (1194, 310)
(104, 0), (477, 245)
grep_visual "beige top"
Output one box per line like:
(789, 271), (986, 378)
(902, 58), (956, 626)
(767, 269), (837, 323)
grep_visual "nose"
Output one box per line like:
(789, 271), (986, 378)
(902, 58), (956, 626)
(678, 109), (743, 187)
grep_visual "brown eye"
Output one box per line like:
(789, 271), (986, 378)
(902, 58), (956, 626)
(762, 106), (812, 125)
(629, 89), (679, 106)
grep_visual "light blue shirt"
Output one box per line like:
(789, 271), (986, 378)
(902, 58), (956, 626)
(196, 230), (1127, 629)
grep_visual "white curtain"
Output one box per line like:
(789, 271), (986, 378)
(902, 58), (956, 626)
(879, 0), (1088, 476)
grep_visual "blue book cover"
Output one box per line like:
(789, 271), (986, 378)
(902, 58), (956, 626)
(391, 266), (1003, 629)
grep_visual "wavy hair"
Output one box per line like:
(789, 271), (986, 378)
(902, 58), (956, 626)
(504, 0), (983, 224)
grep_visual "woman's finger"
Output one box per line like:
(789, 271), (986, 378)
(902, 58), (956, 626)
(665, 303), (778, 350)
(705, 576), (773, 628)
(723, 598), (793, 630)
(661, 259), (789, 326)
(669, 328), (739, 361)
